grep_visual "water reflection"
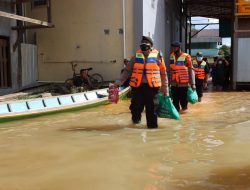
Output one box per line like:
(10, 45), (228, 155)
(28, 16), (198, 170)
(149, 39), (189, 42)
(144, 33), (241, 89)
(0, 92), (250, 190)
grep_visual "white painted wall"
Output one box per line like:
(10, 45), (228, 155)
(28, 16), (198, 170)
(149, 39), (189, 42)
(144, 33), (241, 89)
(133, 0), (183, 63)
(142, 0), (166, 58)
(27, 0), (135, 82)
(237, 38), (250, 82)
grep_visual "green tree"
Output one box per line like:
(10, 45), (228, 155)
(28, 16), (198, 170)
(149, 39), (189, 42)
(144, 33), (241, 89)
(219, 45), (231, 57)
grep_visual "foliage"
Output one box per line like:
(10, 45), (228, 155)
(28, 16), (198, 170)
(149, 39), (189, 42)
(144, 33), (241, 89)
(219, 45), (231, 57)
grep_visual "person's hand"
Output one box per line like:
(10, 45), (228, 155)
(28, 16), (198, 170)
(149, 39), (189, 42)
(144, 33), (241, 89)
(161, 87), (169, 96)
(191, 84), (196, 90)
(113, 83), (119, 88)
(164, 91), (170, 96)
(203, 82), (208, 90)
(114, 80), (122, 87)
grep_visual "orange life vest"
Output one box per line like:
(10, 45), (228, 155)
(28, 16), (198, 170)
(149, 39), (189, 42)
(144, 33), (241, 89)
(169, 52), (189, 84)
(129, 49), (161, 88)
(193, 60), (206, 80)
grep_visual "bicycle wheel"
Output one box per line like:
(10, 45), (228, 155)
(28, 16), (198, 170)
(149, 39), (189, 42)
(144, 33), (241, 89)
(89, 73), (104, 89)
(64, 78), (74, 90)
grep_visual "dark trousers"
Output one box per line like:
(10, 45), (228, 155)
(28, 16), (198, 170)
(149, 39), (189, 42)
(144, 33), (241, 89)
(196, 84), (203, 98)
(130, 84), (159, 128)
(171, 86), (188, 112)
(195, 79), (204, 98)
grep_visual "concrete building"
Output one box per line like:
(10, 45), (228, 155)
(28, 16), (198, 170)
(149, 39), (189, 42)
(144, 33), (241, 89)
(190, 29), (222, 58)
(0, 0), (38, 95)
(0, 0), (183, 95)
(2, 0), (249, 93)
(184, 0), (250, 89)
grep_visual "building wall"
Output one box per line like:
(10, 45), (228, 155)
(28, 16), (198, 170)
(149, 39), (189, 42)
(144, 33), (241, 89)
(143, 0), (166, 58)
(26, 0), (183, 83)
(0, 1), (19, 94)
(121, 0), (183, 66)
(27, 0), (135, 82)
(21, 44), (38, 87)
(191, 42), (218, 49)
(165, 0), (184, 62)
(236, 38), (250, 82)
(233, 17), (250, 88)
(134, 0), (182, 63)
(0, 3), (11, 37)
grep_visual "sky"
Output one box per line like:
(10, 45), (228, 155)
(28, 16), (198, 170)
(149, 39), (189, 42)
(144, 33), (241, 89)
(191, 17), (231, 46)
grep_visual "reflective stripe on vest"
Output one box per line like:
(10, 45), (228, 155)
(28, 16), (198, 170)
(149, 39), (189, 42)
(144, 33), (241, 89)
(169, 52), (189, 84)
(193, 60), (206, 80)
(129, 49), (161, 88)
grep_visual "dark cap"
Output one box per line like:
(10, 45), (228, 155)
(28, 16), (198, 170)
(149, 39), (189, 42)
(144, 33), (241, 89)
(124, 58), (130, 62)
(171, 41), (181, 47)
(196, 52), (203, 56)
(141, 36), (153, 46)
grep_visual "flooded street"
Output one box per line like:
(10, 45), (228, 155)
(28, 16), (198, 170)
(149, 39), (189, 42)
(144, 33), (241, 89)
(0, 91), (250, 190)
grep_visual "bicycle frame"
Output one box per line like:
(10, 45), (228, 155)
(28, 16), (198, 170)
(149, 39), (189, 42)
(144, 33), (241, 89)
(68, 62), (104, 89)
(71, 62), (78, 78)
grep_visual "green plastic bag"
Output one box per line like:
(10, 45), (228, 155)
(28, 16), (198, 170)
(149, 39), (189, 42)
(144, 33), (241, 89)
(187, 87), (198, 104)
(157, 93), (180, 120)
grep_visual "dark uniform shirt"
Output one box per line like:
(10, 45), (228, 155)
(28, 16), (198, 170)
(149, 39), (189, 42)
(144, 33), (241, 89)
(73, 76), (89, 87)
(195, 63), (210, 85)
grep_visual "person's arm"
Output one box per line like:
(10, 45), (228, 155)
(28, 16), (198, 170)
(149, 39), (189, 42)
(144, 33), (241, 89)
(204, 64), (210, 82)
(158, 54), (169, 95)
(115, 57), (135, 86)
(186, 54), (196, 89)
(203, 64), (210, 88)
(86, 77), (93, 89)
(224, 59), (229, 66)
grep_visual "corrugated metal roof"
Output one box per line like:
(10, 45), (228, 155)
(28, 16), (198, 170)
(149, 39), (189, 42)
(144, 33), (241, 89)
(192, 38), (222, 43)
(184, 0), (233, 19)
(191, 29), (222, 42)
(195, 29), (219, 37)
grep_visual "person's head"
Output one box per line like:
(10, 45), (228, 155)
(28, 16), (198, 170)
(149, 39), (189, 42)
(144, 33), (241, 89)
(140, 36), (153, 55)
(171, 41), (182, 55)
(123, 58), (130, 66)
(196, 52), (203, 62)
(225, 55), (230, 61)
(214, 56), (218, 62)
(203, 57), (208, 62)
(80, 69), (88, 78)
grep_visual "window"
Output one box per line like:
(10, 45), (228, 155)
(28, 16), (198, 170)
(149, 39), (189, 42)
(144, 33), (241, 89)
(33, 0), (47, 7)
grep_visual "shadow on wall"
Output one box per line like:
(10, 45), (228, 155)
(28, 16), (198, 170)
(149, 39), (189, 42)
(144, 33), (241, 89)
(153, 0), (180, 63)
(153, 0), (166, 58)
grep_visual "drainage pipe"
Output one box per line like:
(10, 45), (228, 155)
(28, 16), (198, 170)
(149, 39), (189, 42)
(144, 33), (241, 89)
(122, 0), (126, 59)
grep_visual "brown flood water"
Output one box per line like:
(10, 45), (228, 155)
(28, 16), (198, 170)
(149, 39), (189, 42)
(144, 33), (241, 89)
(0, 91), (250, 190)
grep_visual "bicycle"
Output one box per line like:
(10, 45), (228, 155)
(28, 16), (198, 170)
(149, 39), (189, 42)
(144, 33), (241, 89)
(65, 62), (104, 92)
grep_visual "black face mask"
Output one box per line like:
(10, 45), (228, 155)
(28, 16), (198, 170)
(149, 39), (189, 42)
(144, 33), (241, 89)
(140, 44), (151, 51)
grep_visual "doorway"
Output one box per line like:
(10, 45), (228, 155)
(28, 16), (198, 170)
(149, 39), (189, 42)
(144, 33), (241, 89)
(0, 36), (11, 88)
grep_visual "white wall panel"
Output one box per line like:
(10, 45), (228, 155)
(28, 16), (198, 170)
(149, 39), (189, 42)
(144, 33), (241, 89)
(237, 38), (250, 82)
(21, 44), (38, 87)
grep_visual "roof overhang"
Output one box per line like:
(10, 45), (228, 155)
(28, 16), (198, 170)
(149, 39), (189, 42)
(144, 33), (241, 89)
(183, 0), (234, 19)
(0, 11), (53, 28)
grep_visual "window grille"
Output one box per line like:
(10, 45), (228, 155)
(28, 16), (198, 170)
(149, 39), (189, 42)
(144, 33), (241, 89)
(33, 0), (47, 7)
